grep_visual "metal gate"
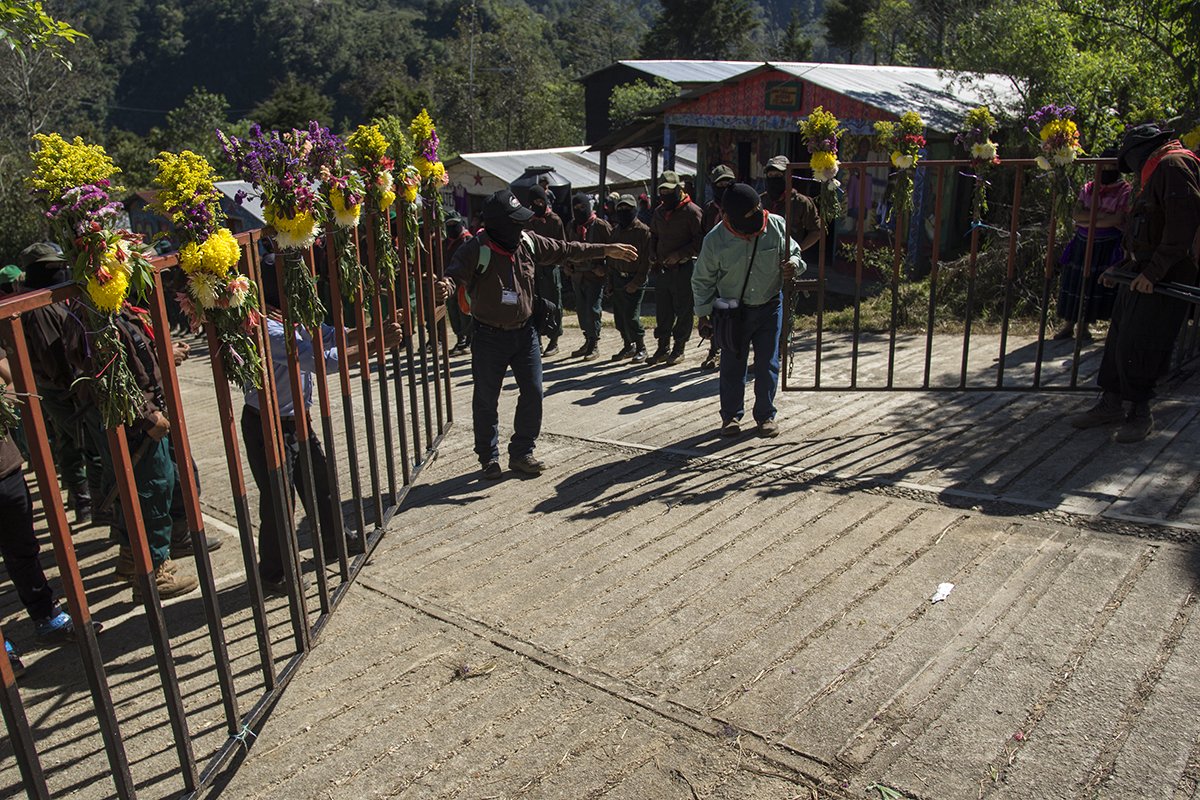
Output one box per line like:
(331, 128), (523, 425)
(779, 157), (1200, 392)
(0, 205), (452, 799)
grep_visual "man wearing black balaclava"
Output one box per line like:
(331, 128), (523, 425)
(761, 155), (822, 256)
(1068, 124), (1200, 442)
(438, 190), (638, 478)
(443, 215), (474, 353)
(565, 192), (611, 361)
(608, 194), (653, 362)
(700, 164), (736, 371)
(526, 184), (566, 355)
(693, 184), (803, 438)
(649, 170), (704, 365)
(16, 243), (100, 524)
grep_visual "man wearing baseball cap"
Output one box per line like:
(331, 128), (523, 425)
(649, 169), (704, 365)
(437, 189), (639, 478)
(0, 264), (22, 295)
(762, 155), (822, 255)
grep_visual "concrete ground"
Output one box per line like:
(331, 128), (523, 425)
(3, 318), (1200, 800)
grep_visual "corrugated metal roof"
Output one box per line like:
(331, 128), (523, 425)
(770, 62), (1023, 132)
(615, 60), (761, 85)
(446, 144), (698, 195)
(215, 180), (266, 224)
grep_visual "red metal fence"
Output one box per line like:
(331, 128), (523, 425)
(781, 158), (1200, 392)
(0, 206), (451, 799)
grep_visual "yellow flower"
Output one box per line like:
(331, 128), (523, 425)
(265, 206), (319, 250)
(86, 271), (130, 314)
(200, 228), (241, 277)
(381, 189), (396, 211)
(1182, 125), (1200, 152)
(151, 150), (222, 220)
(29, 133), (122, 199)
(330, 187), (362, 228)
(430, 161), (448, 186)
(415, 156), (435, 179)
(346, 124), (390, 166)
(891, 151), (916, 169)
(410, 109), (435, 145)
(971, 141), (998, 162)
(1035, 155), (1053, 171)
(810, 150), (838, 174)
(403, 184), (418, 205)
(179, 241), (203, 274)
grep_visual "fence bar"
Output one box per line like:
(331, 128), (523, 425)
(432, 215), (455, 426)
(397, 214), (426, 467)
(815, 216), (827, 389)
(412, 216), (436, 450)
(782, 169), (794, 388)
(423, 207), (447, 437)
(249, 248), (311, 654)
(1033, 185), (1059, 388)
(0, 621), (49, 800)
(147, 268), (241, 735)
(324, 232), (367, 571)
(274, 254), (332, 616)
(1070, 163), (1105, 387)
(959, 225), (982, 388)
(108, 422), (199, 792)
(364, 214), (399, 504)
(996, 167), (1026, 386)
(350, 241), (385, 527)
(2, 314), (138, 800)
(852, 164), (869, 388)
(306, 248), (351, 577)
(886, 207), (905, 388)
(923, 165), (947, 388)
(203, 319), (276, 687)
(383, 213), (413, 487)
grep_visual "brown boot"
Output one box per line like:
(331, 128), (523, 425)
(132, 560), (198, 602)
(116, 545), (177, 583)
(1068, 392), (1125, 429)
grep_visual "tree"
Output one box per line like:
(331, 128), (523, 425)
(0, 0), (86, 62)
(362, 77), (433, 126)
(609, 78), (679, 128)
(641, 0), (763, 59)
(823, 0), (875, 62)
(154, 87), (230, 164)
(770, 8), (814, 61)
(251, 75), (334, 130)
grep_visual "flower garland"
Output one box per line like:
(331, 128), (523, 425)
(218, 123), (344, 329)
(955, 106), (1001, 222)
(347, 123), (399, 291)
(151, 150), (263, 388)
(324, 170), (367, 301)
(798, 106), (846, 224)
(873, 111), (926, 222)
(1027, 104), (1085, 228)
(29, 133), (156, 428)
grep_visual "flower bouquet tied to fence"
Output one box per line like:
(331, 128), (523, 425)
(874, 111), (926, 222)
(218, 122), (345, 329)
(956, 106), (1001, 222)
(347, 123), (398, 291)
(151, 150), (263, 388)
(1027, 104), (1085, 226)
(799, 106), (846, 224)
(29, 133), (156, 428)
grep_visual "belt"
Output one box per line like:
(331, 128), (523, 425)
(244, 405), (295, 423)
(473, 319), (531, 333)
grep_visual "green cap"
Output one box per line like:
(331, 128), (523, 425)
(616, 194), (637, 209)
(17, 242), (67, 269)
(0, 264), (23, 284)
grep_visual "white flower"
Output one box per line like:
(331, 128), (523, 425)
(1051, 147), (1077, 167)
(971, 141), (998, 161)
(1035, 155), (1052, 171)
(814, 165), (840, 183)
(892, 153), (915, 170)
(189, 272), (218, 310)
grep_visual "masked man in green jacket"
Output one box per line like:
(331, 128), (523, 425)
(693, 184), (803, 439)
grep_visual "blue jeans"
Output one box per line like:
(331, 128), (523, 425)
(718, 293), (783, 424)
(471, 321), (543, 464)
(574, 278), (603, 343)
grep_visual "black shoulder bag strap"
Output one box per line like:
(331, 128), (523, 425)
(737, 233), (761, 305)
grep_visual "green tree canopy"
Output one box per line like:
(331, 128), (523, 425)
(251, 75), (334, 131)
(641, 0), (764, 59)
(609, 78), (679, 128)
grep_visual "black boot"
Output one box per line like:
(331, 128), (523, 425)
(632, 338), (648, 363)
(69, 484), (92, 525)
(543, 336), (559, 356)
(647, 340), (670, 366)
(611, 342), (635, 361)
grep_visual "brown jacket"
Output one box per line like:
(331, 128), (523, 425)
(566, 215), (611, 282)
(608, 219), (653, 291)
(1128, 146), (1200, 284)
(446, 232), (609, 330)
(701, 200), (724, 235)
(0, 346), (21, 478)
(63, 303), (165, 431)
(527, 209), (566, 244)
(762, 188), (822, 250)
(650, 198), (703, 267)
